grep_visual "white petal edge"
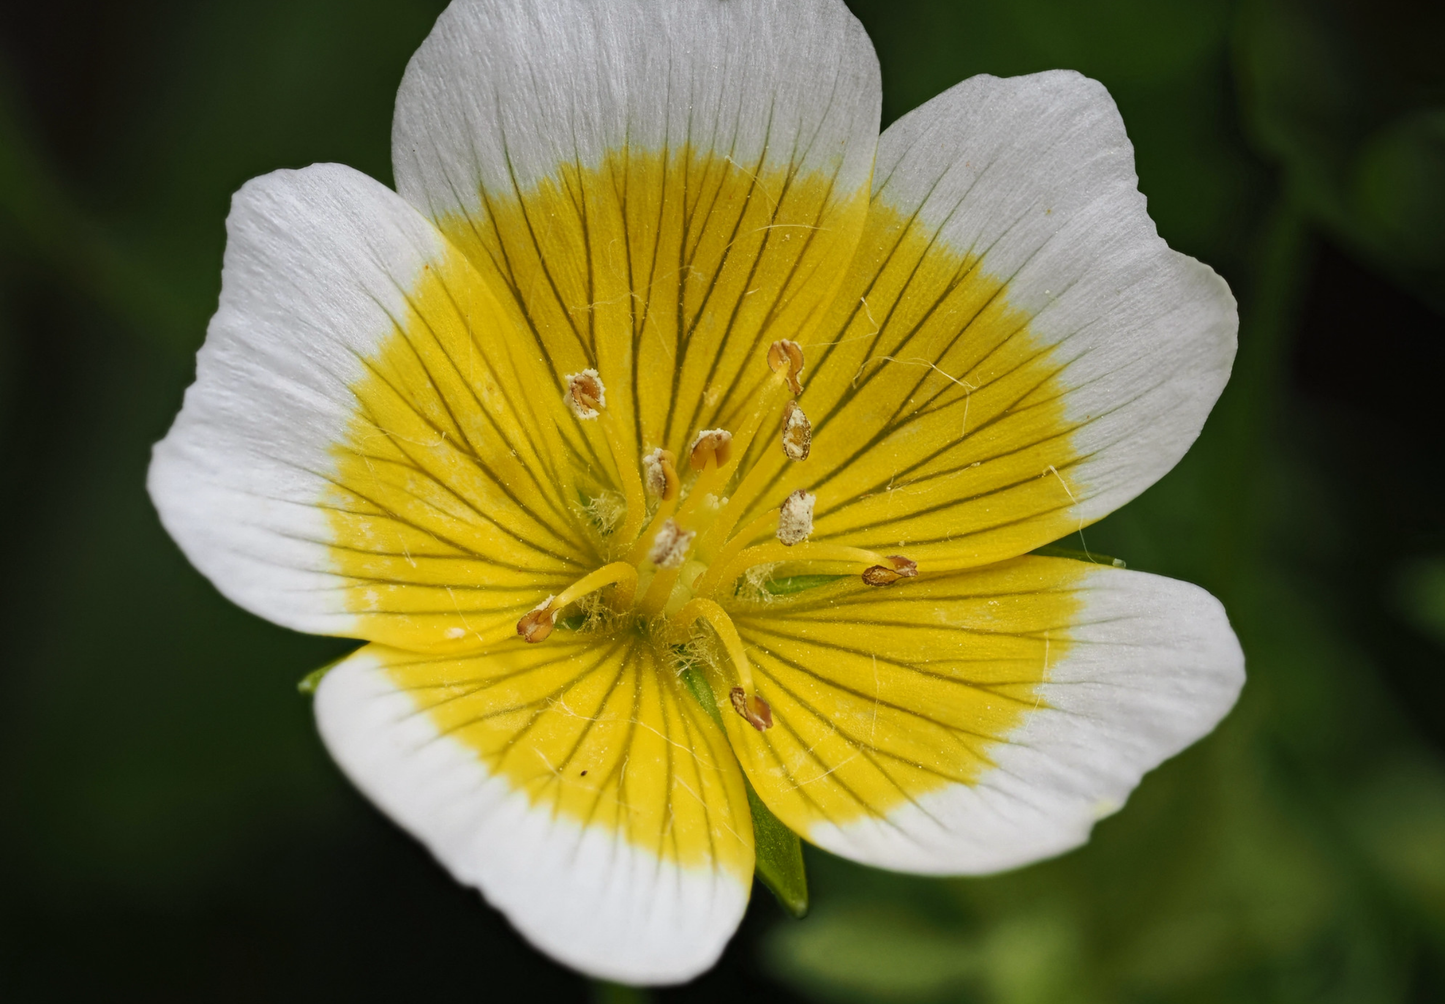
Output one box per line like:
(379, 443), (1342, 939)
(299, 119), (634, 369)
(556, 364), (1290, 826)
(314, 651), (752, 984)
(392, 0), (881, 220)
(807, 565), (1245, 873)
(871, 70), (1238, 522)
(148, 164), (446, 635)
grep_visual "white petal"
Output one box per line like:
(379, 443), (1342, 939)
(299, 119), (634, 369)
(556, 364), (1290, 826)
(148, 165), (447, 636)
(315, 640), (754, 984)
(392, 0), (879, 219)
(807, 564), (1244, 873)
(867, 70), (1237, 522)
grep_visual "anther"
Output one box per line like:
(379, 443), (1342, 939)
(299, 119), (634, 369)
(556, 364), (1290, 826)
(781, 401), (811, 461)
(517, 595), (558, 643)
(862, 555), (918, 586)
(648, 518), (695, 568)
(776, 489), (815, 546)
(730, 687), (774, 731)
(767, 339), (805, 395)
(642, 448), (679, 501)
(516, 563), (637, 642)
(688, 429), (733, 470)
(564, 369), (606, 419)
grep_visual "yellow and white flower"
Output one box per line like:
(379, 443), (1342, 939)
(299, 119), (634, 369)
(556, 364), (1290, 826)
(149, 0), (1244, 985)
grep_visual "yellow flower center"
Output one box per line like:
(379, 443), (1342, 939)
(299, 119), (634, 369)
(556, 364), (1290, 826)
(524, 340), (915, 731)
(309, 150), (1101, 871)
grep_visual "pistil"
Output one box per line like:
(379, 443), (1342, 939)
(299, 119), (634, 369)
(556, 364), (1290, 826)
(687, 507), (784, 598)
(634, 366), (793, 613)
(633, 443), (727, 617)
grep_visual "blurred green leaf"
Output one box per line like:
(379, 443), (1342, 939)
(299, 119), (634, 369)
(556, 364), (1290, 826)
(1238, 0), (1445, 308)
(0, 74), (191, 350)
(1392, 556), (1445, 648)
(1346, 755), (1445, 934)
(768, 905), (983, 1003)
(592, 979), (651, 1004)
(1353, 110), (1445, 269)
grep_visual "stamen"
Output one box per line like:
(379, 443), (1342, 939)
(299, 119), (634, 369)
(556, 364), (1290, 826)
(688, 429), (733, 471)
(776, 489), (815, 546)
(729, 687), (773, 731)
(699, 541), (907, 601)
(862, 555), (919, 586)
(636, 339), (804, 602)
(767, 339), (805, 395)
(515, 562), (638, 643)
(781, 401), (811, 461)
(633, 429), (733, 594)
(647, 519), (695, 569)
(516, 595), (558, 643)
(687, 342), (807, 559)
(564, 369), (606, 419)
(562, 368), (647, 545)
(671, 597), (769, 730)
(642, 448), (679, 501)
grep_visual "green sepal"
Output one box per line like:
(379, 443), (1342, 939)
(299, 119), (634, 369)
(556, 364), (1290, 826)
(679, 666), (810, 918)
(744, 777), (809, 918)
(732, 573), (849, 599)
(679, 664), (723, 728)
(296, 651), (355, 695)
(1030, 543), (1126, 568)
(761, 574), (849, 596)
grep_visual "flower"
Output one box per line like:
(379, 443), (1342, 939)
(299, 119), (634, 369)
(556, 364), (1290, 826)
(148, 0), (1244, 986)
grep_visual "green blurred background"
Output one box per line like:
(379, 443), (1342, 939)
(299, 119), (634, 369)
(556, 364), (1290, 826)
(1, 0), (1443, 1000)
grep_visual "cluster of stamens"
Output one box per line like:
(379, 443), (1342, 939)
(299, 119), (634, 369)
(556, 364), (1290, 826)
(516, 340), (917, 733)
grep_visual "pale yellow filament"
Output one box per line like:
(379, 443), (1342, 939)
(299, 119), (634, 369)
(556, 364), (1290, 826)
(699, 542), (894, 600)
(551, 560), (639, 614)
(596, 410), (648, 549)
(670, 597), (757, 695)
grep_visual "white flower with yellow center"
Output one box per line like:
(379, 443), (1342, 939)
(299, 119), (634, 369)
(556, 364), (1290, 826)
(149, 0), (1244, 985)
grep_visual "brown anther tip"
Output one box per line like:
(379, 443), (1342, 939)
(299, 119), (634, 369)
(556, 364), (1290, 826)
(781, 400), (812, 461)
(886, 555), (918, 576)
(862, 557), (917, 587)
(688, 429), (733, 471)
(517, 597), (558, 642)
(729, 687), (774, 731)
(767, 339), (805, 395)
(564, 369), (606, 419)
(642, 448), (680, 501)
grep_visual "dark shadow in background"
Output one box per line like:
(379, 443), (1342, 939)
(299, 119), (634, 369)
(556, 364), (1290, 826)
(1, 0), (1441, 1001)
